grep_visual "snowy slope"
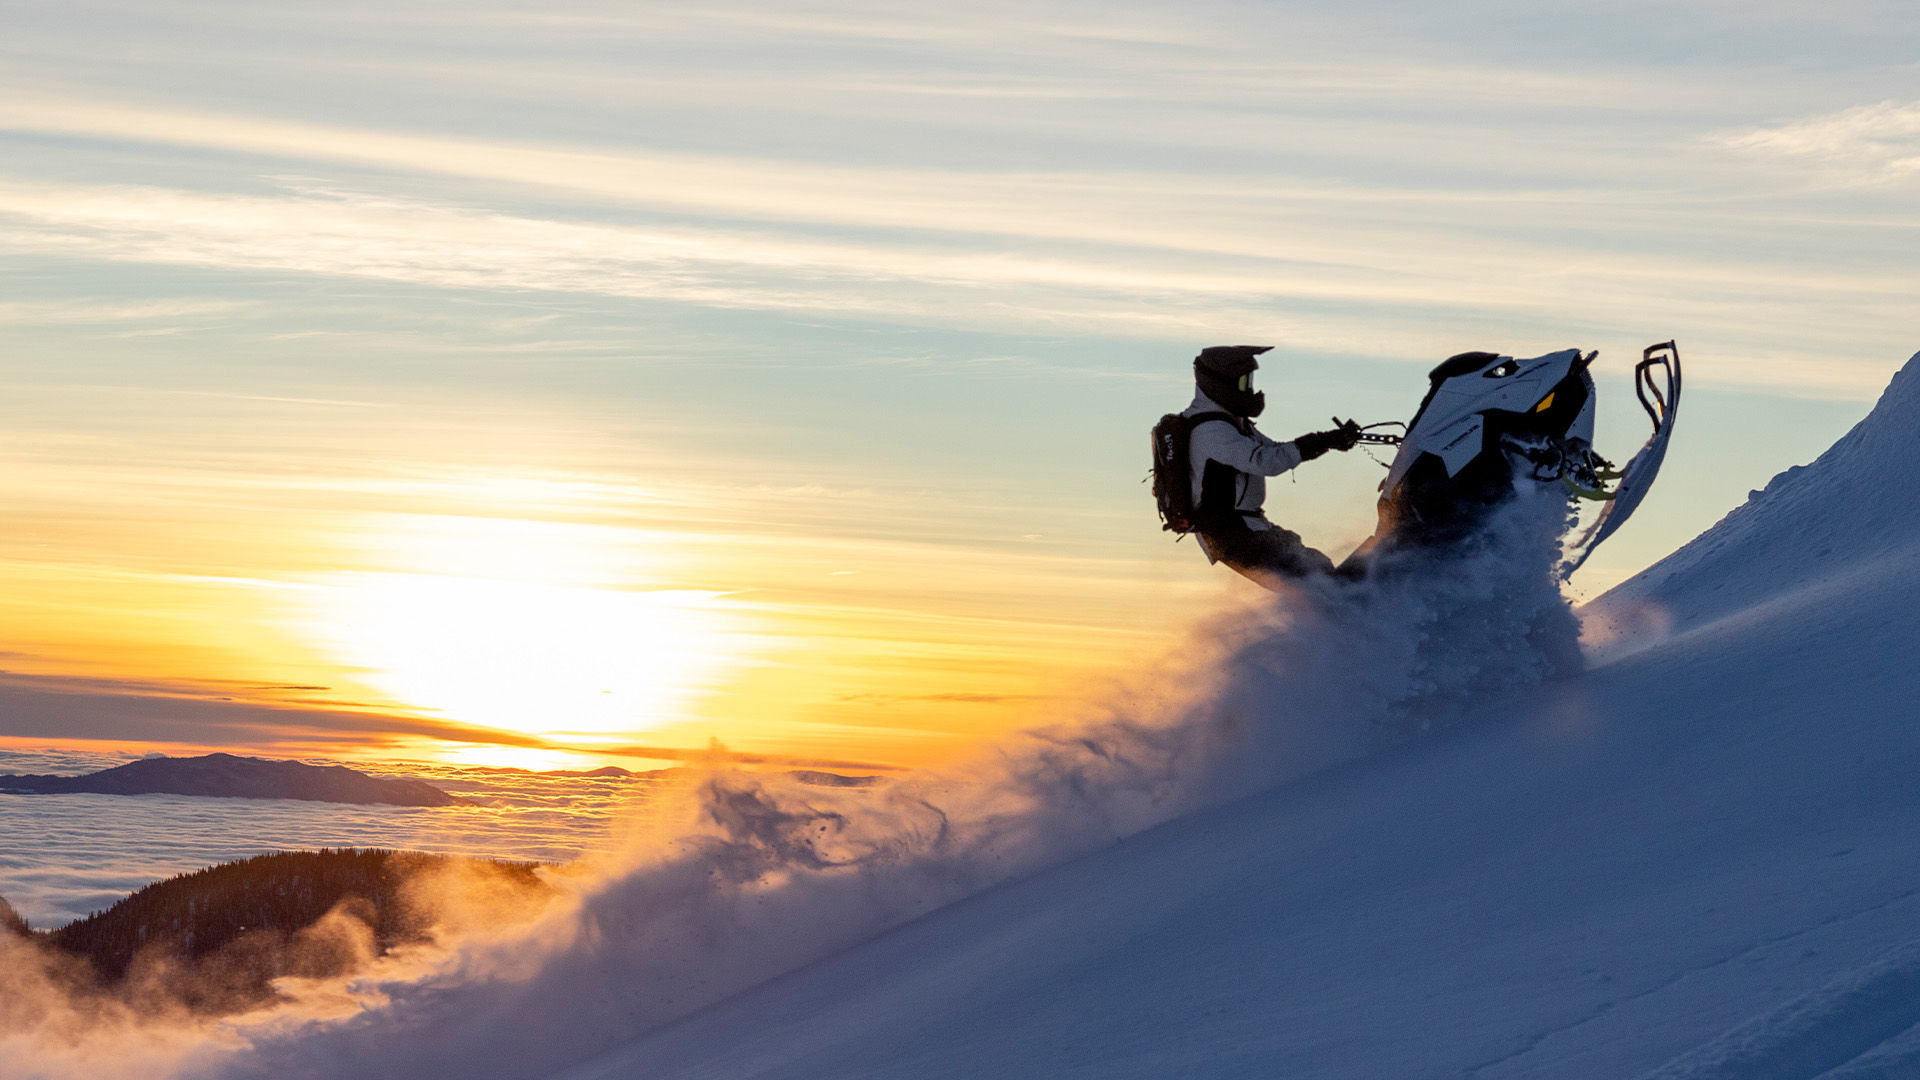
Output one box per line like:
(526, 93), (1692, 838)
(1587, 351), (1920, 642)
(554, 353), (1920, 1080)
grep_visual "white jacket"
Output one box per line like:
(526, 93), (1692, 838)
(1182, 390), (1305, 530)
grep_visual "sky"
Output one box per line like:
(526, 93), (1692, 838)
(0, 0), (1914, 771)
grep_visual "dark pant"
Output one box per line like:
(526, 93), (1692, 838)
(1198, 516), (1336, 587)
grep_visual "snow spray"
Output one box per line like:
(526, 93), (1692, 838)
(1, 490), (1580, 1080)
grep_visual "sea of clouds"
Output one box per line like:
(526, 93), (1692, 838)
(0, 753), (645, 928)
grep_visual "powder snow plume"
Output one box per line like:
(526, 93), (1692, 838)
(1, 491), (1579, 1080)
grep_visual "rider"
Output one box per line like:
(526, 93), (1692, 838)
(1184, 345), (1361, 585)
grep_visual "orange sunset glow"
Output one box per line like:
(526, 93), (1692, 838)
(0, 386), (1189, 771)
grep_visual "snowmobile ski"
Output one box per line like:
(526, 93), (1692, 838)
(1560, 341), (1682, 575)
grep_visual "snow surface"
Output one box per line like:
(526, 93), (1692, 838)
(548, 353), (1920, 1080)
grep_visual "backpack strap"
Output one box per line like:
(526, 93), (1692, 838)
(1185, 410), (1244, 436)
(1185, 411), (1249, 526)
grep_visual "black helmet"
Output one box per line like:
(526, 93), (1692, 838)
(1194, 345), (1271, 418)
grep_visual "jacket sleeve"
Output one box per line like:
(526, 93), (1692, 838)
(1190, 419), (1304, 477)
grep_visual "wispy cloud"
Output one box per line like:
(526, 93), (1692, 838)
(2, 86), (1915, 397)
(0, 670), (556, 751)
(0, 171), (1906, 396)
(0, 298), (253, 325)
(1721, 100), (1920, 179)
(0, 96), (1472, 260)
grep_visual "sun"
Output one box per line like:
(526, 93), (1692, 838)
(297, 512), (751, 747)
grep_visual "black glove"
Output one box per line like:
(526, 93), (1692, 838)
(1331, 417), (1363, 451)
(1294, 419), (1363, 461)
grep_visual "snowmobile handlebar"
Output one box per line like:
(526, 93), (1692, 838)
(1341, 419), (1405, 446)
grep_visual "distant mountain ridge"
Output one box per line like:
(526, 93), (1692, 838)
(0, 752), (464, 806)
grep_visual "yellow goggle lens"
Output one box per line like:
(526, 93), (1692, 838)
(1533, 391), (1556, 413)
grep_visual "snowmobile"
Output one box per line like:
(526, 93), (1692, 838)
(1339, 342), (1682, 578)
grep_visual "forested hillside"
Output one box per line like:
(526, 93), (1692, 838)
(4, 849), (554, 1015)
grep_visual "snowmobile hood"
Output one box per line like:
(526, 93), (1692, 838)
(1384, 348), (1594, 494)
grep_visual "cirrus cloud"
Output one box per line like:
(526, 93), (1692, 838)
(1722, 99), (1920, 179)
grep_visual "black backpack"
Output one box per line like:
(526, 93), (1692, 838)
(1150, 411), (1237, 533)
